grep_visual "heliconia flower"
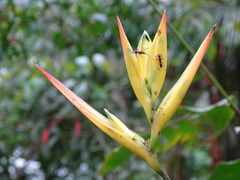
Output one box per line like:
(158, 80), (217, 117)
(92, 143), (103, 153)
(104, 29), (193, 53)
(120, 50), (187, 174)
(34, 63), (163, 175)
(41, 128), (50, 145)
(117, 11), (216, 149)
(150, 24), (217, 148)
(117, 10), (167, 122)
(36, 10), (216, 177)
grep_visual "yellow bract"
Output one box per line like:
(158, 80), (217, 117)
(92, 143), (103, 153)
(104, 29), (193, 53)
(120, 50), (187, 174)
(117, 11), (167, 122)
(150, 24), (217, 148)
(35, 63), (162, 175)
(146, 11), (167, 106)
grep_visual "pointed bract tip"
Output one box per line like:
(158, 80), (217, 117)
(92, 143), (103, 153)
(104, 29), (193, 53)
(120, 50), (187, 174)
(104, 108), (108, 113)
(210, 24), (217, 35)
(163, 9), (167, 15)
(34, 63), (52, 81)
(117, 16), (121, 23)
(34, 62), (40, 70)
(213, 23), (217, 29)
(117, 16), (123, 28)
(34, 63), (44, 74)
(162, 9), (167, 22)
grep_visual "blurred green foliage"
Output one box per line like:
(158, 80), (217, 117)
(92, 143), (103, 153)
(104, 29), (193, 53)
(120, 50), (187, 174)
(210, 159), (240, 180)
(0, 0), (240, 179)
(99, 146), (132, 176)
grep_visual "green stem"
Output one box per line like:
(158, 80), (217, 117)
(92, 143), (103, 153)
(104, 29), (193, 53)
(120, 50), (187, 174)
(157, 170), (171, 180)
(147, 0), (240, 117)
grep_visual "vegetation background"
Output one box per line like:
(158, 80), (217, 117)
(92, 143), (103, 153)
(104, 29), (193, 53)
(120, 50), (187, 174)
(0, 0), (240, 179)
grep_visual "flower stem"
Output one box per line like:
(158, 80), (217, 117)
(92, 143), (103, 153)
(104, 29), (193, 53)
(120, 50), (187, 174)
(147, 0), (240, 118)
(157, 170), (171, 180)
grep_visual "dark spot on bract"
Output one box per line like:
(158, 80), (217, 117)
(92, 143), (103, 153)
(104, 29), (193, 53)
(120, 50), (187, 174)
(72, 98), (76, 101)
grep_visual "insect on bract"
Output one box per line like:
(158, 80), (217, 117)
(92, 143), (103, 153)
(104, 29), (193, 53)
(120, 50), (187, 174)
(155, 54), (164, 70)
(133, 49), (148, 58)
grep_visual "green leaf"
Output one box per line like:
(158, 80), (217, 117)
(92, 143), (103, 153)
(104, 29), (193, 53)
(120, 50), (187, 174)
(176, 99), (235, 140)
(177, 98), (230, 114)
(206, 106), (235, 138)
(160, 126), (181, 152)
(178, 120), (197, 143)
(210, 160), (240, 180)
(156, 121), (198, 153)
(99, 146), (132, 176)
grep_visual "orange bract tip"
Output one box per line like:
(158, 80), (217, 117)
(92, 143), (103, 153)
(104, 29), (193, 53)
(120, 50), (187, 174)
(117, 16), (123, 32)
(34, 63), (54, 82)
(210, 24), (217, 35)
(34, 62), (113, 128)
(162, 9), (166, 21)
(34, 63), (47, 76)
(117, 16), (129, 50)
(213, 23), (217, 29)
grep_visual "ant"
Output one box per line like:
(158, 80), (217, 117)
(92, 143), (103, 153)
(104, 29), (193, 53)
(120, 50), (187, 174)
(155, 54), (164, 70)
(133, 49), (148, 58)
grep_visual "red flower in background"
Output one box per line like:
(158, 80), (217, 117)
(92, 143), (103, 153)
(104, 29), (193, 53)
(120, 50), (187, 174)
(41, 116), (81, 144)
(41, 116), (64, 145)
(74, 120), (82, 137)
(41, 128), (50, 145)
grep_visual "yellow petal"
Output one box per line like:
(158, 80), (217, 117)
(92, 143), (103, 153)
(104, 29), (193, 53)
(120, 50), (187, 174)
(146, 10), (167, 106)
(117, 17), (152, 121)
(137, 31), (152, 78)
(35, 63), (162, 174)
(104, 108), (144, 141)
(150, 24), (217, 148)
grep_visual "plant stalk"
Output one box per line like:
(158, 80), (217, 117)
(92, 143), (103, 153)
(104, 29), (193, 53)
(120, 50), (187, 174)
(158, 171), (171, 180)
